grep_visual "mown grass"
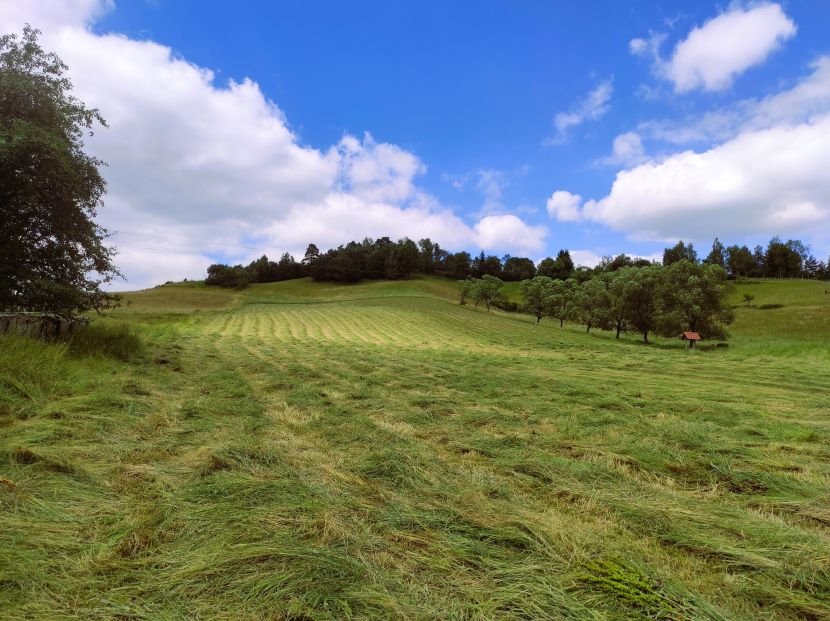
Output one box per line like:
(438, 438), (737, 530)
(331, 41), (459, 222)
(1, 277), (828, 619)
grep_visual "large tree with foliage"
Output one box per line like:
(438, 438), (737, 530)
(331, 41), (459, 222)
(205, 264), (250, 289)
(1, 26), (119, 315)
(502, 256), (536, 281)
(538, 249), (574, 280)
(725, 244), (755, 279)
(520, 275), (554, 323)
(704, 238), (726, 268)
(576, 277), (608, 333)
(600, 270), (629, 339)
(663, 240), (698, 266)
(765, 237), (804, 278)
(622, 266), (662, 343)
(472, 274), (505, 311)
(658, 260), (733, 339)
(545, 278), (578, 327)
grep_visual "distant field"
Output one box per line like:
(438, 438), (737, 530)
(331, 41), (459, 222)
(1, 277), (829, 619)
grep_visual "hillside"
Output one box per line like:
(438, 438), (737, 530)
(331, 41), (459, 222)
(1, 277), (829, 619)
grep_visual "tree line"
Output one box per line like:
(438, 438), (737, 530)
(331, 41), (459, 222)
(456, 258), (733, 343)
(512, 260), (735, 344)
(205, 234), (830, 290)
(663, 237), (828, 280)
(206, 237), (572, 287)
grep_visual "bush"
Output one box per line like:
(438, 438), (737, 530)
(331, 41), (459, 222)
(493, 299), (519, 312)
(66, 323), (143, 361)
(758, 303), (784, 310)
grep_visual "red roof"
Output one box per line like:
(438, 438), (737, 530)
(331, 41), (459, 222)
(680, 331), (701, 340)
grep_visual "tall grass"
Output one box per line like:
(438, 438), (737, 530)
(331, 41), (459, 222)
(0, 334), (67, 404)
(66, 322), (144, 361)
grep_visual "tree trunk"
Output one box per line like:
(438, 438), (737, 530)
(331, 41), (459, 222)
(615, 322), (622, 339)
(643, 330), (649, 344)
(559, 318), (564, 327)
(586, 324), (591, 333)
(536, 314), (541, 324)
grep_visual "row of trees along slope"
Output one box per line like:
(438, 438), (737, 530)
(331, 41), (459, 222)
(207, 236), (830, 290)
(1, 27), (119, 316)
(516, 260), (733, 343)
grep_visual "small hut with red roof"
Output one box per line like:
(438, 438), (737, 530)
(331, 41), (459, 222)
(680, 331), (701, 349)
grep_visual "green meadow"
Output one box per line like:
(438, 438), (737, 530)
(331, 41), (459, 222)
(1, 277), (829, 620)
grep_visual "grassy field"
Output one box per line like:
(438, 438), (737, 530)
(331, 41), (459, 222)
(1, 277), (829, 620)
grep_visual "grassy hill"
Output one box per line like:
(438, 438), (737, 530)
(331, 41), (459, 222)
(1, 277), (829, 619)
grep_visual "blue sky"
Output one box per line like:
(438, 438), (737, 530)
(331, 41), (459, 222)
(3, 1), (830, 287)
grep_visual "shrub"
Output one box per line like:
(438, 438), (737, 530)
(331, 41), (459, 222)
(493, 298), (519, 312)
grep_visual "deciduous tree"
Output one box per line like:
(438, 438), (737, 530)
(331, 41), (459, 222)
(545, 278), (577, 327)
(622, 266), (662, 343)
(1, 26), (119, 315)
(658, 260), (733, 339)
(520, 275), (554, 323)
(472, 274), (504, 311)
(577, 277), (608, 333)
(663, 240), (698, 266)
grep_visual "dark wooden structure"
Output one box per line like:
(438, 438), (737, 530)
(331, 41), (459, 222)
(680, 331), (701, 349)
(0, 313), (88, 339)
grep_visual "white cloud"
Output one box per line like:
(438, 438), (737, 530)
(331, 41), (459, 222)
(113, 248), (214, 290)
(631, 3), (796, 93)
(2, 0), (545, 289)
(581, 114), (830, 240)
(444, 166), (533, 218)
(639, 56), (830, 145)
(547, 80), (613, 144)
(629, 32), (666, 61)
(474, 169), (508, 215)
(599, 132), (648, 167)
(0, 0), (110, 31)
(550, 55), (830, 252)
(474, 215), (547, 256)
(335, 133), (424, 203)
(570, 250), (603, 268)
(669, 3), (795, 92)
(546, 191), (582, 222)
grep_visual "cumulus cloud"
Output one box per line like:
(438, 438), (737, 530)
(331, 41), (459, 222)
(0, 0), (110, 31)
(598, 132), (648, 167)
(581, 114), (830, 239)
(639, 56), (830, 145)
(631, 3), (796, 93)
(474, 215), (547, 256)
(546, 80), (613, 144)
(2, 0), (546, 289)
(335, 134), (425, 203)
(570, 250), (603, 268)
(550, 51), (830, 250)
(546, 191), (582, 222)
